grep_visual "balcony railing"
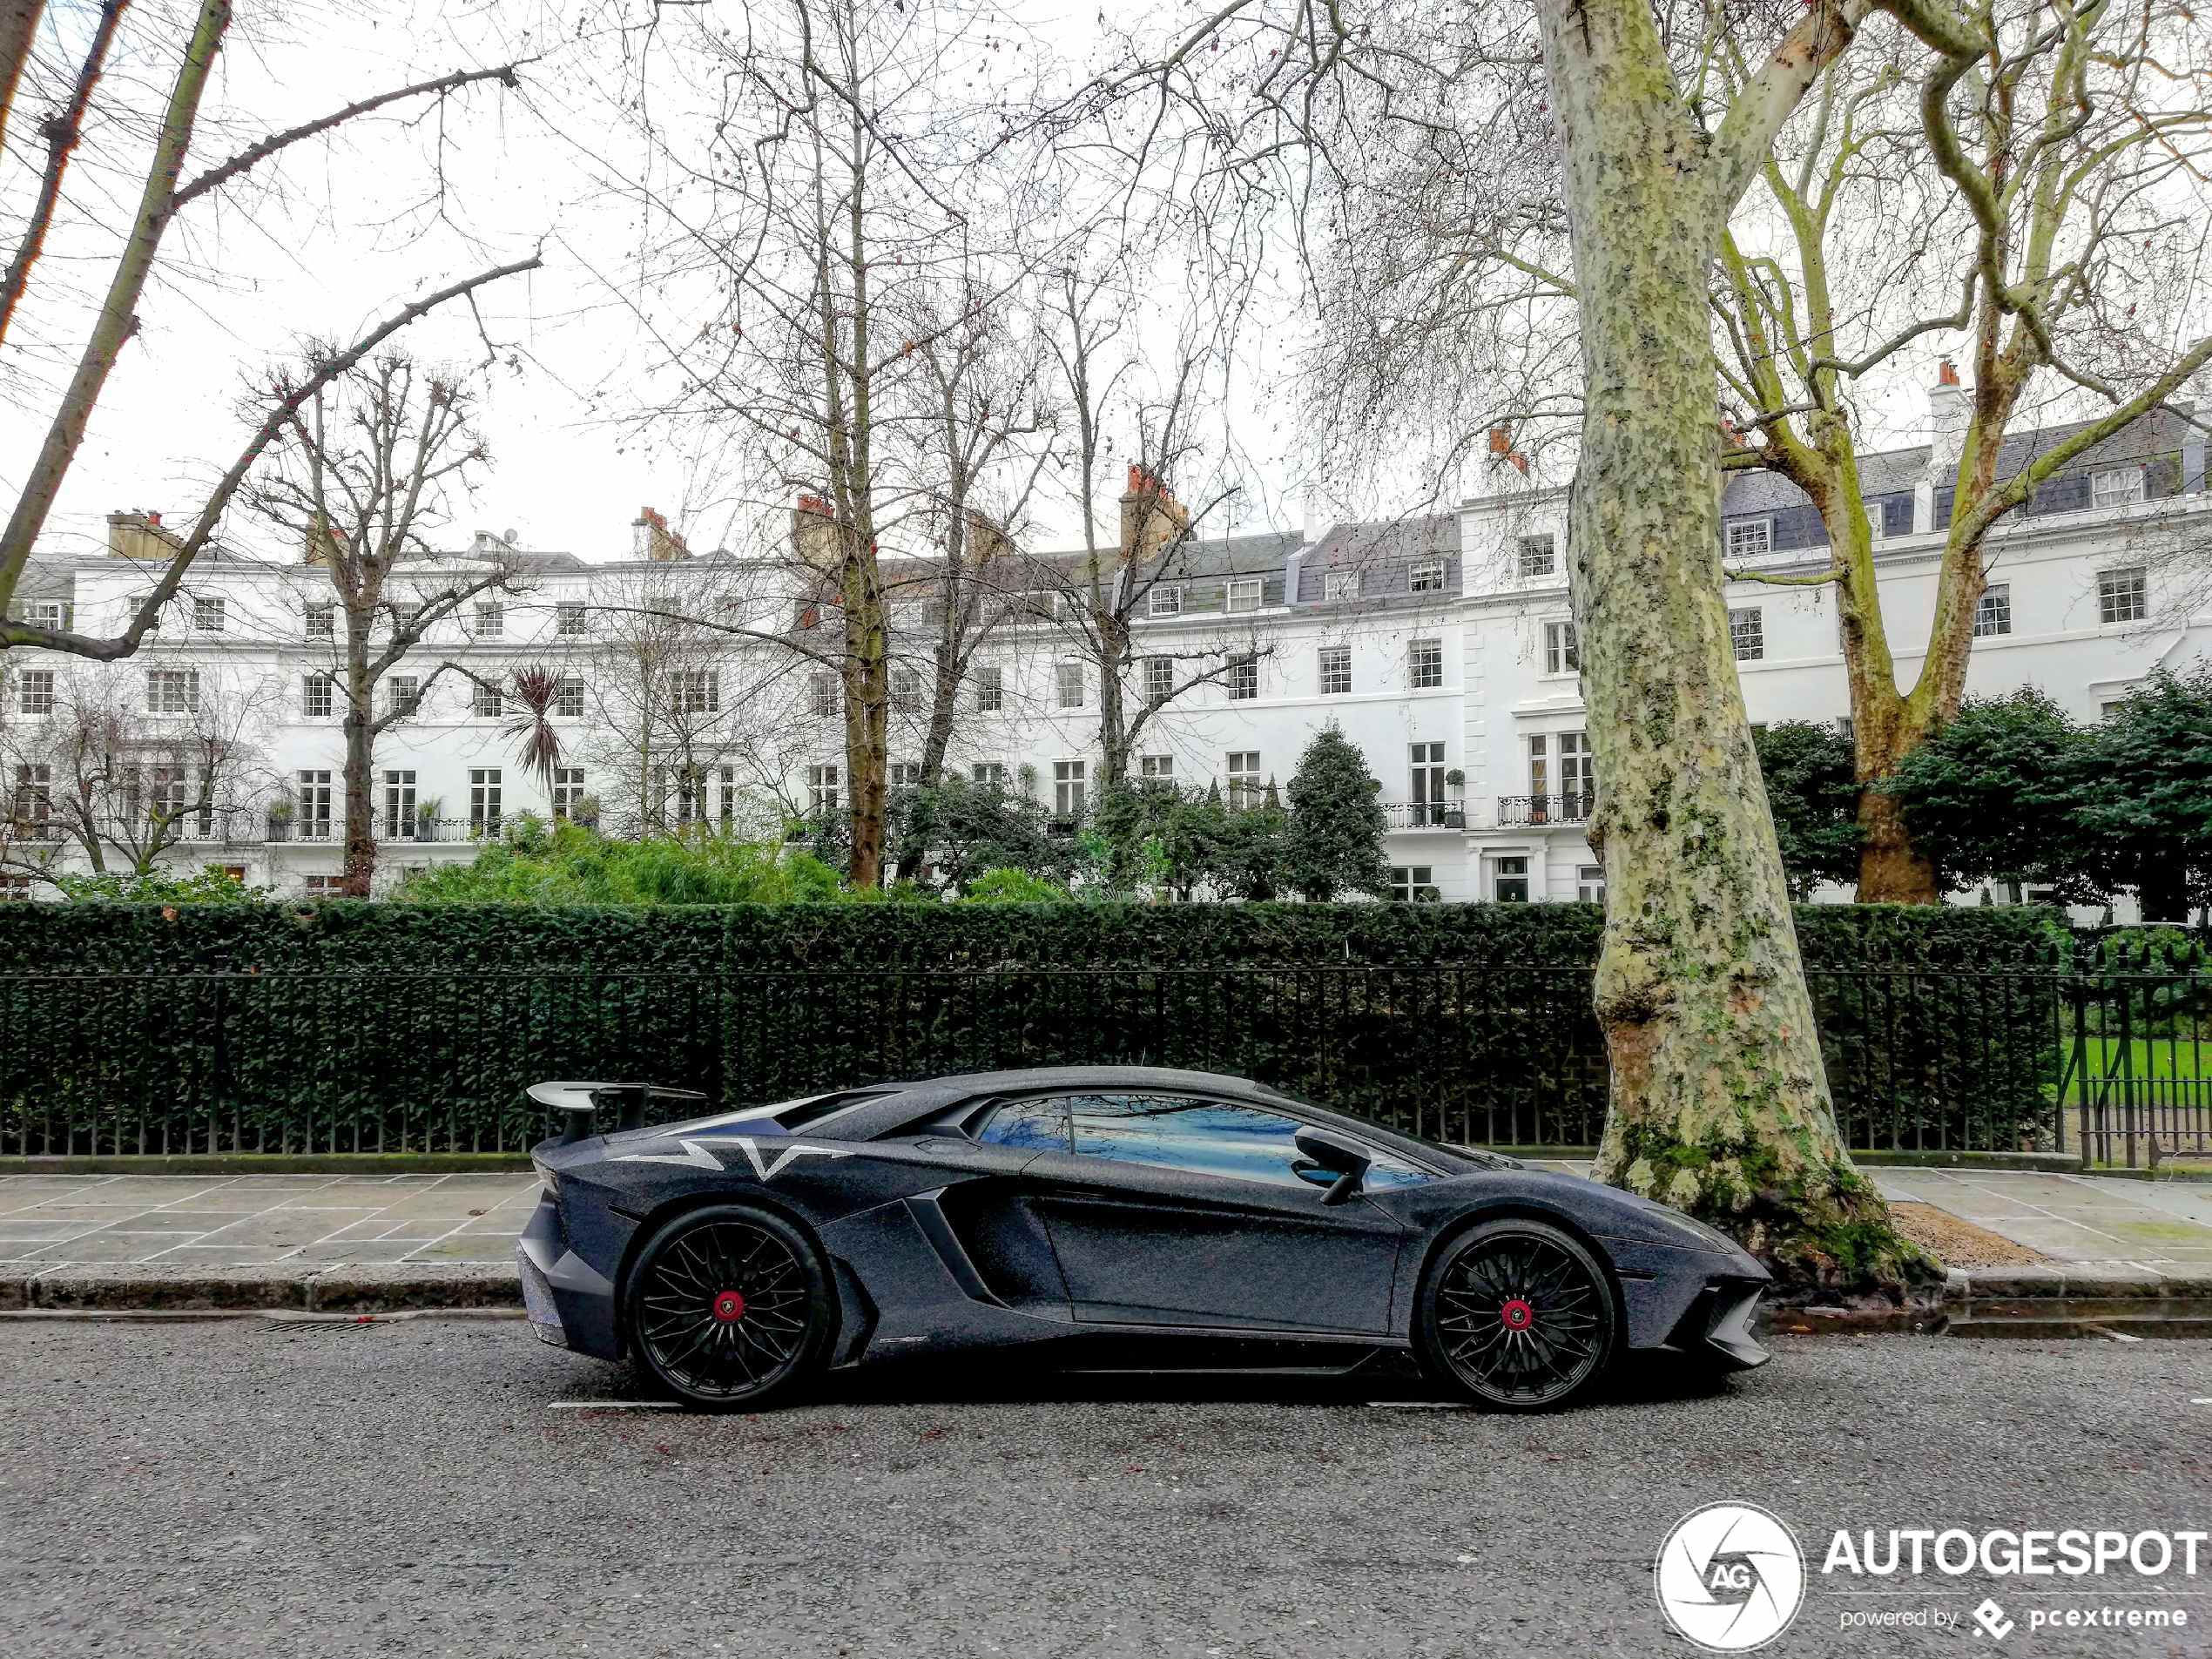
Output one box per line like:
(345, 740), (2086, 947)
(1495, 792), (1595, 827)
(1381, 801), (1465, 831)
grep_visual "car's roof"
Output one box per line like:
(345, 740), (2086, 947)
(820, 1065), (1472, 1170)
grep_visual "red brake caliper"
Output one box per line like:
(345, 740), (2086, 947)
(711, 1290), (747, 1323)
(1499, 1297), (1534, 1332)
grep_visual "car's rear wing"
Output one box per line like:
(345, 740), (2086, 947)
(528, 1081), (710, 1145)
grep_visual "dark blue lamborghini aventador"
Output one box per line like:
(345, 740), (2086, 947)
(517, 1067), (1770, 1412)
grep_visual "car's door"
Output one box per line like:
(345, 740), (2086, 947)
(1016, 1093), (1410, 1334)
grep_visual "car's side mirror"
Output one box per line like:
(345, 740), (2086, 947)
(1293, 1124), (1373, 1206)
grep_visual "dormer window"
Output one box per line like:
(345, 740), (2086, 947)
(1726, 518), (1772, 559)
(1225, 577), (1262, 614)
(1148, 583), (1184, 618)
(1517, 536), (1555, 577)
(2092, 467), (2146, 510)
(1410, 558), (1447, 594)
(1325, 570), (1357, 602)
(1864, 505), (1885, 544)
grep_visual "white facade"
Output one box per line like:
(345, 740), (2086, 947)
(4, 392), (2208, 901)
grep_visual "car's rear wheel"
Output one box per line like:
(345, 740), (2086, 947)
(1415, 1217), (1617, 1411)
(625, 1205), (833, 1410)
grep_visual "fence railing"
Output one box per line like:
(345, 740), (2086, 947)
(1495, 793), (1595, 827)
(1381, 802), (1467, 830)
(0, 962), (2074, 1160)
(2057, 949), (2212, 1169)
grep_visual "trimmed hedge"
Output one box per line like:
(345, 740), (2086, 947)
(0, 896), (2072, 974)
(0, 902), (2074, 1157)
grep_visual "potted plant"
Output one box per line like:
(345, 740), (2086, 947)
(571, 793), (601, 830)
(415, 798), (441, 843)
(265, 798), (294, 843)
(1444, 767), (1465, 787)
(1441, 805), (1466, 830)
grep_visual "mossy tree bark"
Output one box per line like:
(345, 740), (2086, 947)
(1534, 0), (1932, 1297)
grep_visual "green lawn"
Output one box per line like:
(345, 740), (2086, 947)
(2075, 1036), (2212, 1085)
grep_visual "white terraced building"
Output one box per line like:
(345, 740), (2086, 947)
(3, 372), (2209, 905)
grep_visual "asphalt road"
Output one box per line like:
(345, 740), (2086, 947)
(0, 1320), (2207, 1659)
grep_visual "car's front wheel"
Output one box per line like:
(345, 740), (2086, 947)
(1415, 1217), (1617, 1411)
(625, 1205), (833, 1410)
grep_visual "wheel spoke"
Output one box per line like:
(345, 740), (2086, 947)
(637, 1217), (813, 1400)
(1437, 1231), (1608, 1406)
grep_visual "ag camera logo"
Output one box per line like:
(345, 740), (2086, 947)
(1656, 1502), (1807, 1652)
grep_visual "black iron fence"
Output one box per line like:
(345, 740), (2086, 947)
(0, 962), (2074, 1160)
(2059, 942), (2212, 1169)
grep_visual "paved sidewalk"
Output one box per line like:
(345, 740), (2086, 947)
(3, 1165), (2211, 1309)
(0, 1172), (535, 1267)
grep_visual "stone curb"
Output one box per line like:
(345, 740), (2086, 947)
(1948, 1264), (2212, 1299)
(10, 1260), (521, 1313)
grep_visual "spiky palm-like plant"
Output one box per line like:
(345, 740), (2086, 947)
(504, 666), (564, 812)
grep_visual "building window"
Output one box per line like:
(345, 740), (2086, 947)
(192, 597), (225, 633)
(2099, 565), (2147, 624)
(25, 600), (67, 631)
(303, 874), (349, 897)
(296, 770), (334, 840)
(716, 765), (738, 824)
(387, 675), (421, 718)
(806, 763), (840, 816)
(17, 669), (53, 716)
(1558, 732), (1594, 814)
(675, 670), (718, 714)
(1576, 865), (1606, 903)
(1325, 570), (1357, 602)
(305, 602), (335, 639)
(0, 872), (30, 899)
(1227, 658), (1258, 701)
(556, 601), (588, 637)
(1542, 619), (1579, 676)
(1409, 741), (1447, 825)
(383, 770), (416, 839)
(11, 762), (51, 830)
(556, 677), (585, 718)
(1148, 584), (1183, 618)
(1318, 645), (1352, 696)
(1408, 638), (1443, 690)
(147, 668), (199, 713)
(1140, 655), (1173, 704)
(1389, 865), (1437, 903)
(889, 761), (922, 789)
(1730, 606), (1764, 661)
(1055, 661), (1085, 709)
(1225, 577), (1262, 614)
(812, 671), (840, 718)
(1973, 584), (2011, 637)
(1410, 557), (1447, 594)
(1518, 536), (1555, 577)
(1864, 505), (1885, 545)
(1226, 751), (1261, 809)
(974, 665), (1002, 712)
(1140, 754), (1174, 781)
(474, 682), (504, 719)
(1726, 518), (1772, 559)
(1053, 759), (1087, 818)
(2092, 467), (2147, 510)
(474, 601), (504, 637)
(891, 667), (922, 714)
(302, 674), (334, 719)
(970, 762), (1008, 788)
(1493, 856), (1530, 903)
(469, 767), (502, 833)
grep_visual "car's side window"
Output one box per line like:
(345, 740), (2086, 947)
(1066, 1095), (1317, 1190)
(974, 1096), (1070, 1151)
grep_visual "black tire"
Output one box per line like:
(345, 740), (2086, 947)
(624, 1204), (834, 1411)
(1414, 1217), (1618, 1411)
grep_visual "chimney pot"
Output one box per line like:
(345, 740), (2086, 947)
(1938, 358), (1959, 387)
(1488, 426), (1512, 455)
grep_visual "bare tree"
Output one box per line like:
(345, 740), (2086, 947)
(0, 653), (275, 885)
(1023, 266), (1271, 791)
(589, 0), (1079, 887)
(245, 354), (532, 894)
(0, 3), (538, 661)
(1712, 10), (2212, 900)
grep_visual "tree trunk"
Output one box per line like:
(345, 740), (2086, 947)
(1853, 782), (1939, 904)
(340, 638), (375, 896)
(842, 556), (888, 889)
(1537, 0), (1925, 1298)
(1096, 612), (1130, 787)
(2139, 863), (2189, 926)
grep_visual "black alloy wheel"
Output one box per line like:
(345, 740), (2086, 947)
(1417, 1217), (1617, 1410)
(625, 1206), (833, 1409)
